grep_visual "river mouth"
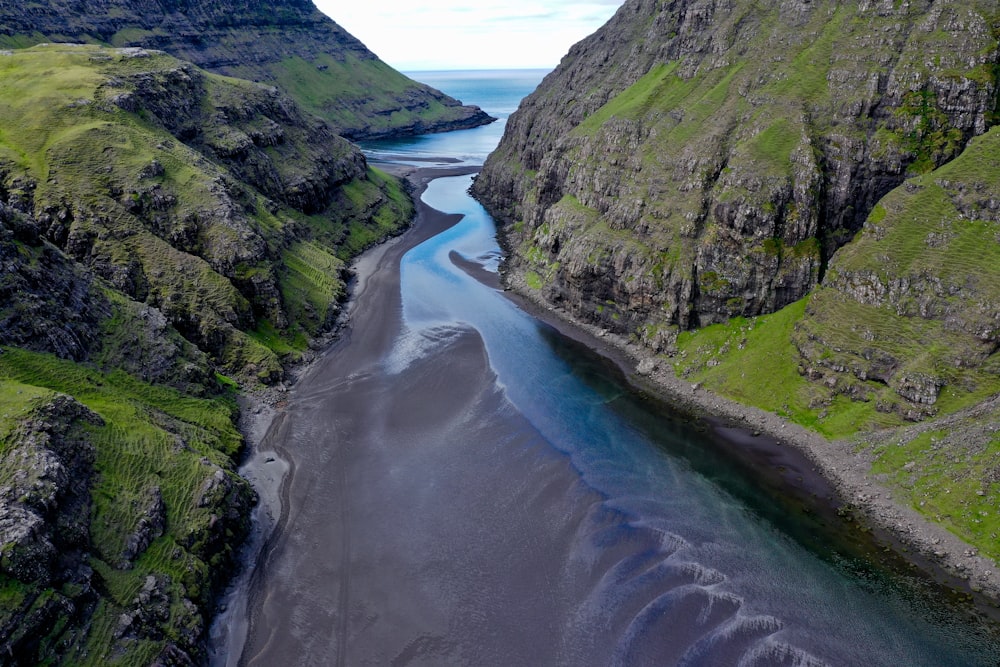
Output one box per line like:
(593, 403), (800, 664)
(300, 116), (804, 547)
(209, 167), (1000, 666)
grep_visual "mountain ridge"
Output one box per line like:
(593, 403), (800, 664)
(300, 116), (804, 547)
(474, 0), (1000, 582)
(0, 0), (495, 139)
(476, 0), (997, 333)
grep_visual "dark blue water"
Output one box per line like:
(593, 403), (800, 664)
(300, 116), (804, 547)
(365, 70), (1000, 666)
(362, 69), (548, 166)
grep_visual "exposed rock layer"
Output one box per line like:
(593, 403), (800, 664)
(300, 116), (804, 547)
(0, 0), (494, 138)
(475, 0), (998, 344)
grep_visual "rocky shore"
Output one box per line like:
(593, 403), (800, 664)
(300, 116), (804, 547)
(499, 266), (1000, 609)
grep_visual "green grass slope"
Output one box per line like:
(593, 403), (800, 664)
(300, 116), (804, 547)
(0, 43), (414, 664)
(227, 51), (493, 140)
(0, 0), (493, 139)
(673, 128), (1000, 561)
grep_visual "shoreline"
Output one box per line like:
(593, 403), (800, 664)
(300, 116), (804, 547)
(498, 267), (1000, 609)
(207, 164), (479, 664)
(213, 160), (998, 660)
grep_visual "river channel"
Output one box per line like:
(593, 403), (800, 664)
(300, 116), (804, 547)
(221, 71), (1000, 666)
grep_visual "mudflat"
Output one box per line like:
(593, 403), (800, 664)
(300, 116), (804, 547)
(220, 165), (1000, 666)
(233, 166), (626, 664)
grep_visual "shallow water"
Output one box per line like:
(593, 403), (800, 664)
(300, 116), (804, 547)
(389, 172), (1000, 665)
(224, 71), (1000, 665)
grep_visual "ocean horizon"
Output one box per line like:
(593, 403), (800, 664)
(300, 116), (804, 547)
(404, 67), (553, 75)
(361, 69), (549, 165)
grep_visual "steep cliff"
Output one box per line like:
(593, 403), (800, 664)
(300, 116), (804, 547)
(474, 0), (1000, 572)
(1, 43), (414, 385)
(672, 127), (1000, 562)
(475, 0), (997, 344)
(0, 43), (414, 664)
(0, 0), (493, 139)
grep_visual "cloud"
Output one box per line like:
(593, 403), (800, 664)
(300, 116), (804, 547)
(317, 1), (626, 70)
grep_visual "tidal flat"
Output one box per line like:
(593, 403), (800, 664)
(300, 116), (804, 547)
(213, 163), (1000, 666)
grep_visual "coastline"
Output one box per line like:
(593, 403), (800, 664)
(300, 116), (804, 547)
(213, 160), (999, 660)
(207, 163), (479, 664)
(498, 267), (1000, 608)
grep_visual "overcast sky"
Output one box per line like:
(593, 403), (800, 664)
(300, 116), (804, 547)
(314, 1), (627, 71)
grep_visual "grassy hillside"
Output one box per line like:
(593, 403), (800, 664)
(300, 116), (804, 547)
(226, 51), (493, 140)
(0, 43), (414, 664)
(0, 44), (412, 383)
(0, 0), (493, 139)
(672, 128), (1000, 560)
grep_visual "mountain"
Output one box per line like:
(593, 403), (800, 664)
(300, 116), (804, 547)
(474, 1), (1000, 565)
(0, 0), (494, 139)
(0, 42), (413, 664)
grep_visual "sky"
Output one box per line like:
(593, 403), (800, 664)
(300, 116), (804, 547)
(313, 1), (627, 71)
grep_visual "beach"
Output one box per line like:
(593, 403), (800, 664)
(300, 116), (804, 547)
(502, 262), (1000, 608)
(211, 163), (1000, 666)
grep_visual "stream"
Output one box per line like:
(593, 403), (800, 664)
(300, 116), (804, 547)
(217, 71), (1000, 666)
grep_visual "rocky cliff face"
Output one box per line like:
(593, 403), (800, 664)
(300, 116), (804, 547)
(0, 0), (494, 139)
(0, 396), (102, 663)
(792, 127), (1000, 421)
(1, 43), (413, 386)
(474, 0), (998, 349)
(0, 42), (414, 664)
(475, 0), (1000, 568)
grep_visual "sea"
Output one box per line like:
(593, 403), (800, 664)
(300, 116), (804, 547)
(351, 69), (1000, 665)
(361, 69), (548, 166)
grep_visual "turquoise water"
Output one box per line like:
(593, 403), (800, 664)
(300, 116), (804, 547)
(367, 71), (1000, 665)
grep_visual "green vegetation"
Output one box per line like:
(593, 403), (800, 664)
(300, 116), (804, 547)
(335, 167), (414, 258)
(0, 43), (416, 663)
(891, 89), (965, 174)
(0, 348), (250, 665)
(870, 406), (1000, 561)
(524, 271), (544, 290)
(575, 62), (687, 134)
(675, 300), (900, 437)
(748, 119), (799, 175)
(0, 380), (53, 440)
(229, 53), (483, 138)
(673, 128), (1000, 559)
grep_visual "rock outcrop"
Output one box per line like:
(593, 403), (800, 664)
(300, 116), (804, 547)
(0, 202), (109, 362)
(474, 0), (998, 346)
(0, 395), (101, 663)
(0, 42), (408, 665)
(0, 396), (100, 588)
(474, 0), (1000, 574)
(0, 0), (494, 139)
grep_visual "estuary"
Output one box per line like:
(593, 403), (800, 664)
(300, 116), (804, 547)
(222, 71), (1000, 666)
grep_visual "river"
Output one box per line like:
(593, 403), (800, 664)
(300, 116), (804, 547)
(215, 70), (1000, 666)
